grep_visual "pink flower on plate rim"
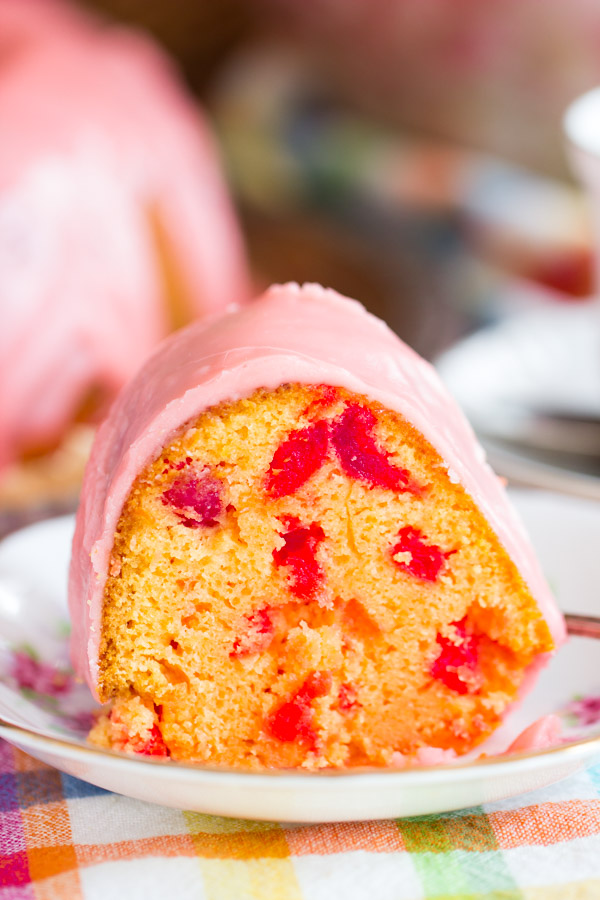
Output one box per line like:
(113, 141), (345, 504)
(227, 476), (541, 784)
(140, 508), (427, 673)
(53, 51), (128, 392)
(563, 695), (600, 728)
(10, 647), (72, 697)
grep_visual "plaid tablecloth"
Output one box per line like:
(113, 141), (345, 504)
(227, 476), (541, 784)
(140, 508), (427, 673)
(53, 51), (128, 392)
(3, 741), (600, 899)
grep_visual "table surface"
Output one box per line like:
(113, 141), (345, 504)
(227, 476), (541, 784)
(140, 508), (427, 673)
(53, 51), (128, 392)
(3, 739), (600, 900)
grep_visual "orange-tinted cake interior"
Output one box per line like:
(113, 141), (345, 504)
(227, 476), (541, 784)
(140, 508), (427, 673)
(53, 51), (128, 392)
(90, 384), (554, 769)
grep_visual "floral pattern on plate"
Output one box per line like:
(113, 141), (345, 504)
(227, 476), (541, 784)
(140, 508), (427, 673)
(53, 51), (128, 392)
(0, 517), (99, 740)
(0, 497), (599, 821)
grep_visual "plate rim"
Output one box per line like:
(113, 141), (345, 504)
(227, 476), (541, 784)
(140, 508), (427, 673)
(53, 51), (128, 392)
(435, 305), (600, 494)
(2, 503), (600, 803)
(2, 714), (600, 788)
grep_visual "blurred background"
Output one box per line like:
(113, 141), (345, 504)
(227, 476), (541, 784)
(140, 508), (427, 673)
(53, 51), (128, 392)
(3, 0), (600, 533)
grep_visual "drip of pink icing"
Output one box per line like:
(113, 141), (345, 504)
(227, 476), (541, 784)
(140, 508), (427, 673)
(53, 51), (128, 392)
(69, 283), (566, 703)
(506, 715), (562, 754)
(391, 747), (457, 767)
(0, 0), (249, 473)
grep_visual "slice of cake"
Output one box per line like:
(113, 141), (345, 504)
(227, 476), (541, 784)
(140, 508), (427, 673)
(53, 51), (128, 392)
(69, 283), (566, 769)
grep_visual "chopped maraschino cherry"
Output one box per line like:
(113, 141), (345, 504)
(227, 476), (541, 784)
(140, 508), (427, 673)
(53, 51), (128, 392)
(267, 672), (332, 745)
(138, 724), (169, 757)
(161, 456), (193, 474)
(161, 466), (223, 528)
(109, 708), (169, 757)
(431, 618), (481, 695)
(230, 607), (276, 657)
(330, 404), (412, 491)
(266, 420), (329, 498)
(338, 682), (360, 712)
(273, 518), (326, 599)
(391, 526), (448, 582)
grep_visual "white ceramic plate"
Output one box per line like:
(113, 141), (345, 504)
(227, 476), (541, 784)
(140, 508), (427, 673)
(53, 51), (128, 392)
(0, 492), (600, 823)
(436, 301), (600, 499)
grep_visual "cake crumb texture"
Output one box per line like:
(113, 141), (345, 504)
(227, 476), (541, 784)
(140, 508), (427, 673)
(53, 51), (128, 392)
(95, 383), (554, 769)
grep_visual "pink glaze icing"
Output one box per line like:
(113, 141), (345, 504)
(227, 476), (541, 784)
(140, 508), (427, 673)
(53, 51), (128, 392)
(0, 0), (249, 472)
(506, 715), (562, 754)
(68, 282), (567, 702)
(391, 747), (457, 768)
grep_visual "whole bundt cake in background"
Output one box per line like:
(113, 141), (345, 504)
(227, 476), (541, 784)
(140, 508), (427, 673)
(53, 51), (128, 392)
(69, 283), (566, 770)
(0, 0), (249, 492)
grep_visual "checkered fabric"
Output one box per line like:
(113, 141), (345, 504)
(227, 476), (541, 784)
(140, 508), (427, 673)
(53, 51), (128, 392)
(3, 741), (600, 899)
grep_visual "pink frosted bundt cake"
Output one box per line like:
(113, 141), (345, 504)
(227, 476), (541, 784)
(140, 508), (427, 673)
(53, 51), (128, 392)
(69, 283), (566, 769)
(0, 0), (249, 486)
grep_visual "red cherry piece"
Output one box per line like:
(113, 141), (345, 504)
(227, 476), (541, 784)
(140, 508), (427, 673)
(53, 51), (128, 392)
(391, 526), (447, 582)
(162, 468), (223, 528)
(138, 724), (168, 757)
(273, 518), (325, 599)
(431, 618), (481, 695)
(267, 672), (332, 745)
(266, 420), (329, 498)
(268, 696), (315, 745)
(298, 671), (333, 701)
(230, 607), (276, 657)
(338, 682), (359, 712)
(331, 404), (411, 491)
